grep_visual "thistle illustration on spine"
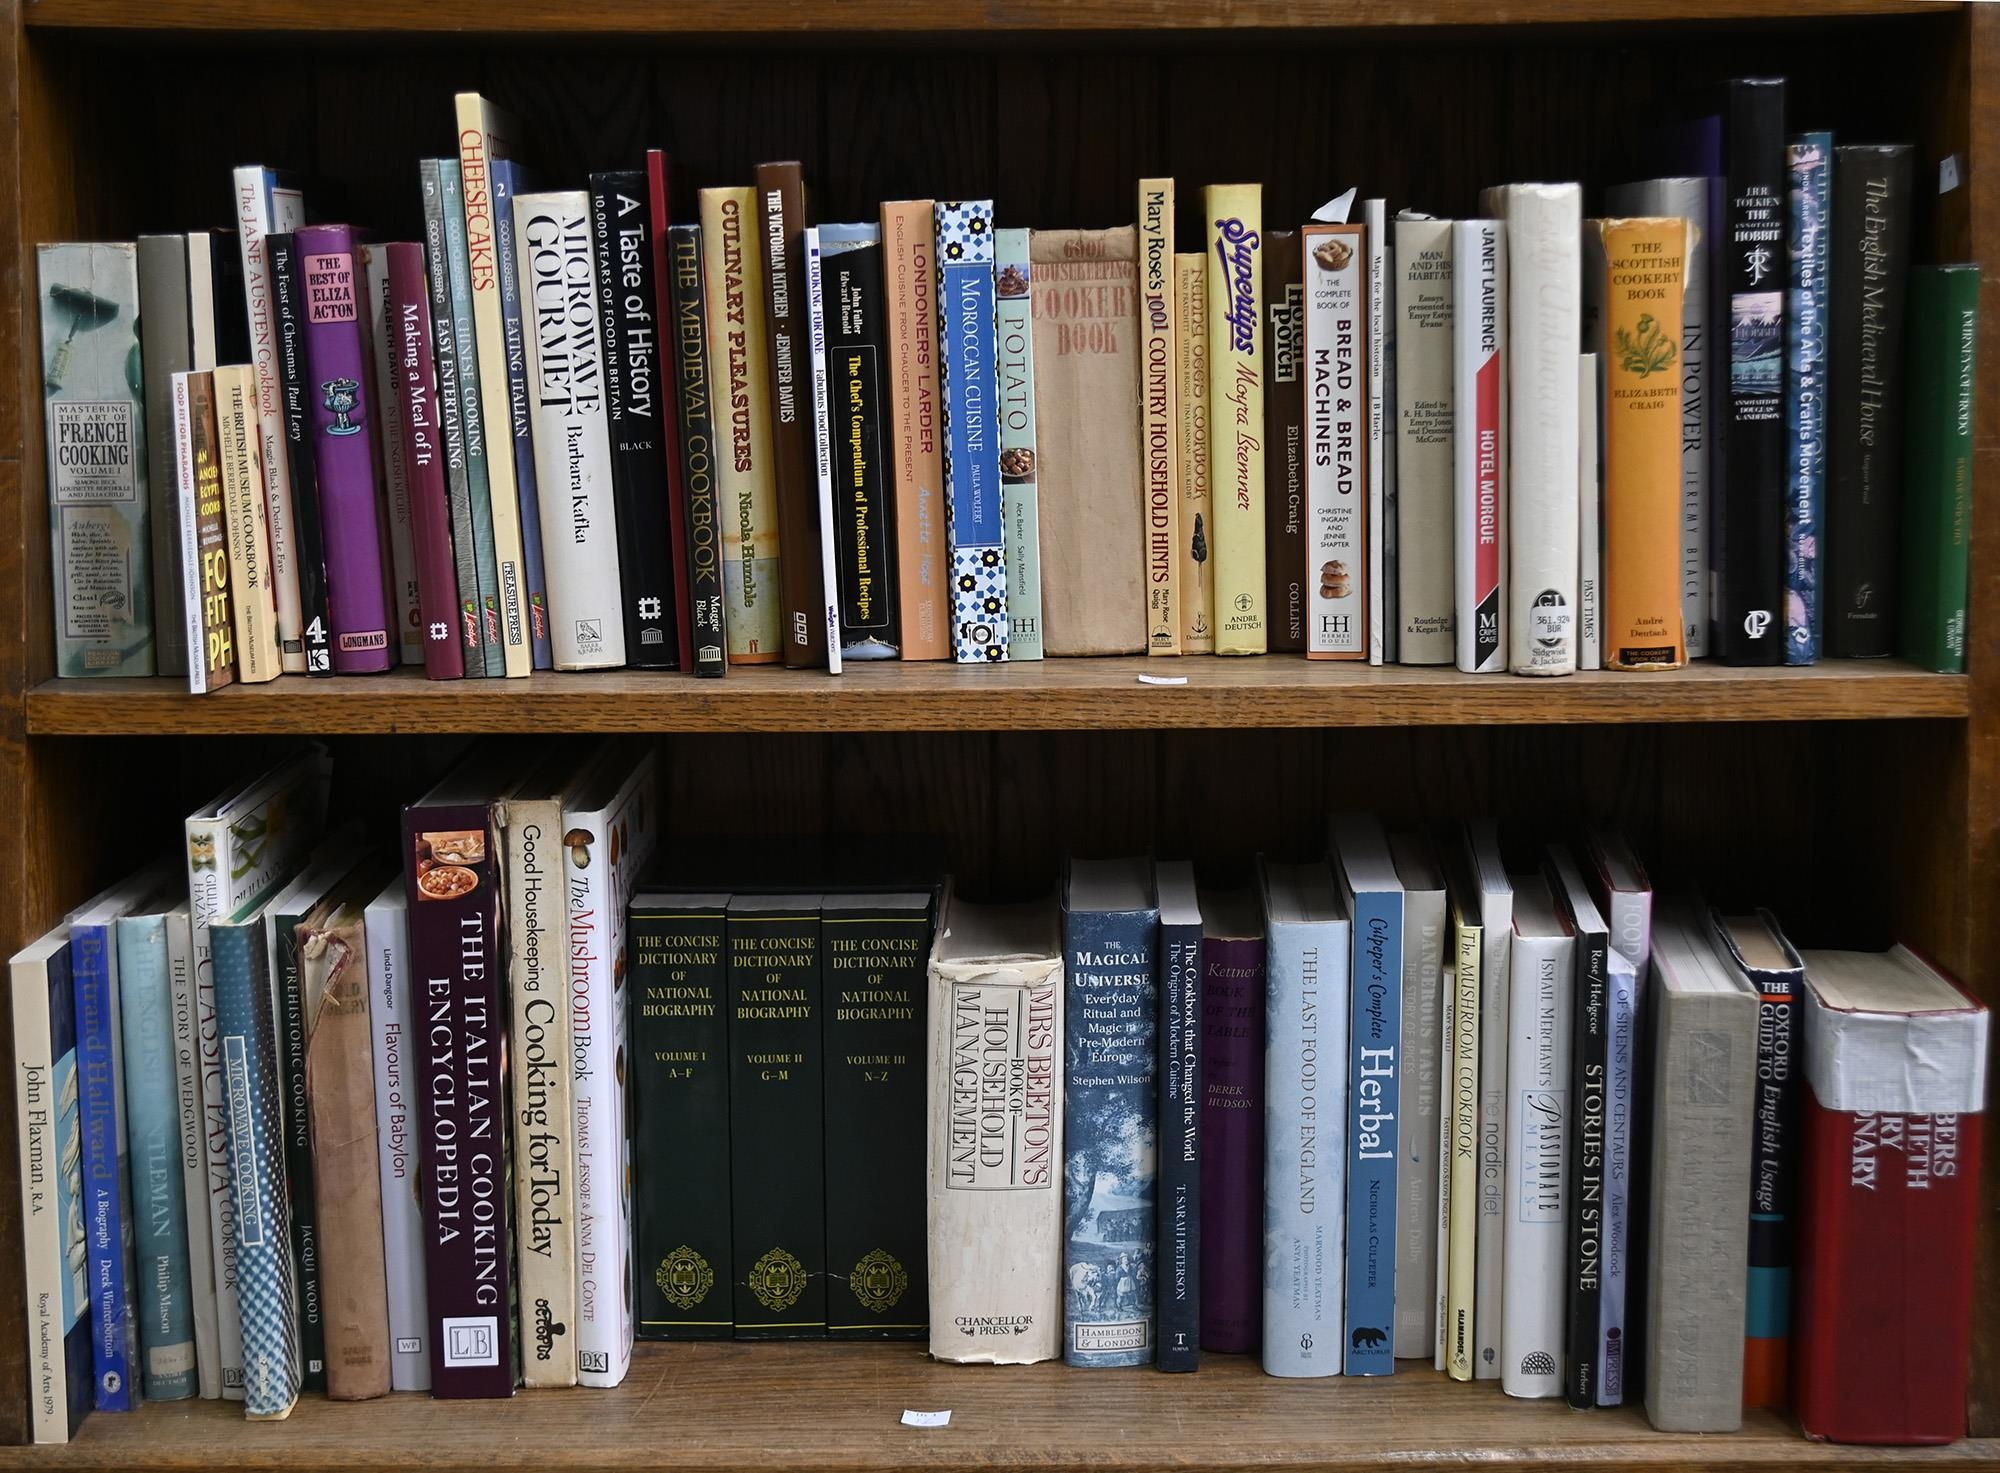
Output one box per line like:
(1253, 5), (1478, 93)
(1615, 314), (1677, 377)
(321, 376), (364, 435)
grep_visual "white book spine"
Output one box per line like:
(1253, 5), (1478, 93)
(1578, 352), (1602, 671)
(186, 232), (218, 372)
(803, 227), (844, 674)
(1364, 200), (1390, 665)
(1302, 225), (1367, 659)
(184, 816), (244, 1400)
(1501, 925), (1573, 1398)
(13, 946), (69, 1443)
(1262, 915), (1350, 1377)
(363, 885), (429, 1392)
(164, 905), (220, 1398)
(1502, 183), (1582, 676)
(512, 191), (626, 670)
(1473, 885), (1512, 1379)
(1393, 215), (1456, 666)
(361, 245), (424, 666)
(170, 375), (209, 695)
(502, 797), (577, 1387)
(1452, 221), (1507, 674)
(1432, 957), (1454, 1371)
(231, 166), (307, 674)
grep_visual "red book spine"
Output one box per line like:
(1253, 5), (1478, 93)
(647, 149), (696, 674)
(386, 243), (466, 680)
(1794, 1093), (1980, 1443)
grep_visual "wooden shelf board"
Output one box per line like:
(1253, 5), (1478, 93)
(22, 659), (1969, 735)
(0, 1346), (1992, 1472)
(18, 0), (1964, 35)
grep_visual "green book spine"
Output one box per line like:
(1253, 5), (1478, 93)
(420, 160), (487, 677)
(440, 159), (506, 675)
(1898, 264), (1980, 673)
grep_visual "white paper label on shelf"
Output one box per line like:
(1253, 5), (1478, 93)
(901, 1410), (952, 1428)
(1940, 154), (1962, 193)
(1136, 674), (1188, 686)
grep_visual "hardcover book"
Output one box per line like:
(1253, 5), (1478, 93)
(1139, 180), (1180, 656)
(490, 160), (555, 670)
(757, 162), (827, 669)
(880, 200), (948, 661)
(439, 159), (509, 674)
(567, 747), (660, 1384)
(592, 170), (680, 669)
(1204, 185), (1266, 654)
(1466, 827), (1513, 1383)
(728, 894), (827, 1338)
(630, 892), (733, 1340)
(1784, 135), (1831, 664)
(1827, 143), (1915, 659)
(359, 242), (426, 666)
(1442, 858), (1483, 1380)
(1394, 215), (1455, 665)
(187, 226), (251, 372)
(1176, 253), (1213, 654)
(421, 160), (491, 674)
(1898, 266), (1981, 673)
(38, 243), (156, 676)
(1713, 78), (1789, 665)
(822, 891), (933, 1339)
(1259, 859), (1348, 1378)
(136, 234), (193, 679)
(170, 370), (236, 693)
(820, 223), (900, 660)
(702, 186), (784, 663)
(1029, 228), (1146, 656)
(231, 166), (309, 673)
(1062, 858), (1160, 1367)
(158, 900), (219, 1399)
(362, 880), (430, 1391)
(1302, 220), (1368, 661)
(1198, 888), (1263, 1355)
(803, 227), (846, 674)
(264, 232), (335, 676)
(668, 223), (728, 676)
(1548, 850), (1609, 1408)
(1578, 353), (1601, 670)
(1452, 221), (1506, 673)
(1263, 229), (1306, 653)
(1364, 199), (1393, 665)
(936, 202), (1007, 662)
(11, 930), (93, 1442)
(1793, 947), (1986, 1445)
(994, 227), (1042, 661)
(1390, 834), (1446, 1360)
(1154, 863), (1202, 1371)
(513, 190), (628, 670)
(213, 363), (282, 684)
(925, 895), (1063, 1365)
(648, 152), (697, 674)
(401, 752), (514, 1398)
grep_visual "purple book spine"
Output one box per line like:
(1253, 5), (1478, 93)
(295, 224), (393, 672)
(386, 243), (465, 680)
(1199, 934), (1265, 1353)
(402, 797), (513, 1397)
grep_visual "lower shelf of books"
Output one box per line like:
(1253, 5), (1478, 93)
(5, 1344), (1992, 1472)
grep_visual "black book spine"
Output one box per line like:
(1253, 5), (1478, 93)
(210, 227), (254, 366)
(266, 232), (334, 676)
(1156, 916), (1203, 1371)
(821, 896), (930, 1340)
(668, 224), (728, 677)
(728, 899), (826, 1338)
(1565, 919), (1608, 1409)
(824, 237), (899, 656)
(1715, 77), (1788, 665)
(630, 896), (734, 1339)
(1827, 143), (1914, 658)
(274, 912), (326, 1391)
(591, 170), (679, 668)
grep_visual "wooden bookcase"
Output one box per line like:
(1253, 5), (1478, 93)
(0, 0), (1993, 1465)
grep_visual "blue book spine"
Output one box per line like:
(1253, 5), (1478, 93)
(1062, 904), (1159, 1367)
(1784, 132), (1831, 665)
(1261, 916), (1348, 1377)
(1344, 891), (1401, 1376)
(1155, 917), (1202, 1372)
(492, 157), (553, 671)
(933, 200), (1007, 663)
(1596, 952), (1637, 1407)
(114, 916), (196, 1402)
(72, 920), (141, 1409)
(211, 921), (300, 1420)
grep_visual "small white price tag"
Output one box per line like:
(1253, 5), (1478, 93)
(1940, 154), (1963, 194)
(901, 1409), (952, 1428)
(1136, 674), (1188, 686)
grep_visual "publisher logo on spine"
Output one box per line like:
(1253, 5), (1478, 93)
(441, 1315), (500, 1367)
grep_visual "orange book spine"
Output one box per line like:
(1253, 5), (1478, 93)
(1599, 217), (1689, 671)
(881, 200), (949, 660)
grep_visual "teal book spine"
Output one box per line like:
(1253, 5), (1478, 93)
(1343, 884), (1401, 1376)
(210, 918), (300, 1420)
(994, 227), (1044, 660)
(440, 159), (506, 675)
(114, 915), (196, 1401)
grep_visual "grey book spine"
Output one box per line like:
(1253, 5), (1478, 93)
(1393, 880), (1446, 1356)
(137, 235), (193, 679)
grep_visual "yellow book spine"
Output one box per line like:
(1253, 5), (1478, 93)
(1203, 184), (1266, 654)
(700, 186), (784, 664)
(1446, 914), (1481, 1381)
(1139, 179), (1180, 655)
(215, 364), (282, 683)
(1176, 254), (1212, 654)
(1600, 217), (1689, 670)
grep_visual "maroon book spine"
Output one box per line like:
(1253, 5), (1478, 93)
(647, 150), (697, 674)
(386, 242), (466, 680)
(1199, 933), (1265, 1353)
(402, 795), (511, 1397)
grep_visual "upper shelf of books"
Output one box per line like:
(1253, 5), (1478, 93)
(23, 659), (1968, 736)
(17, 0), (1965, 33)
